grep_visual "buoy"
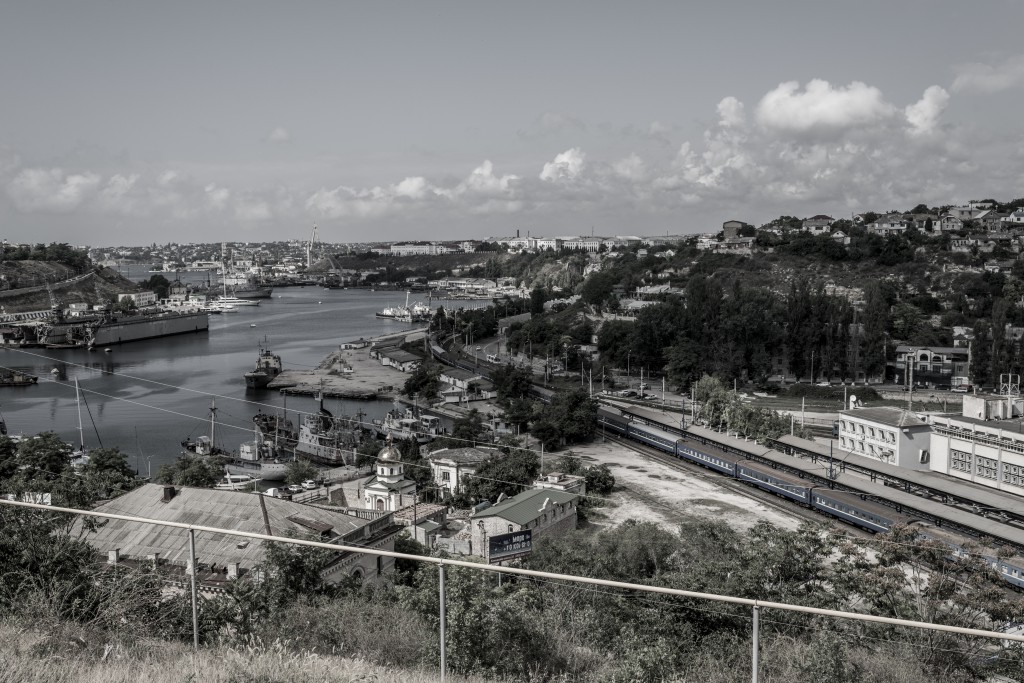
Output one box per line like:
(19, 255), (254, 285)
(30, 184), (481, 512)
(318, 301), (322, 304)
(50, 368), (59, 375)
(104, 348), (113, 353)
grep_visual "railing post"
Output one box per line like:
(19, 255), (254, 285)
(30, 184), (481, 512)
(188, 528), (199, 650)
(751, 604), (760, 683)
(439, 563), (447, 682)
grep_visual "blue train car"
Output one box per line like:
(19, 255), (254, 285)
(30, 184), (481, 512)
(736, 461), (813, 505)
(810, 490), (908, 533)
(917, 524), (1024, 590)
(597, 406), (630, 435)
(676, 442), (739, 476)
(627, 422), (678, 452)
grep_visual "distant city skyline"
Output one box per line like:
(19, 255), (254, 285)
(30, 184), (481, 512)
(3, 1), (1024, 246)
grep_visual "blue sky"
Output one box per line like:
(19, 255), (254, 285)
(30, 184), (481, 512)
(2, 1), (1024, 245)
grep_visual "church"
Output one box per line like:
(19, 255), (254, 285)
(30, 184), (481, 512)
(362, 435), (417, 511)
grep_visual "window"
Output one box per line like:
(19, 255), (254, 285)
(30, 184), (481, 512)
(1002, 463), (1024, 487)
(950, 449), (971, 473)
(376, 556), (383, 576)
(508, 525), (514, 533)
(441, 471), (450, 481)
(976, 455), (997, 480)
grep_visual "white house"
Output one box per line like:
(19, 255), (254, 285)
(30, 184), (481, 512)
(427, 446), (496, 495)
(362, 439), (417, 512)
(836, 406), (932, 469)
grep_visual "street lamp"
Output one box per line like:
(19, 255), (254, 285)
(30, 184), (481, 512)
(627, 350), (631, 386)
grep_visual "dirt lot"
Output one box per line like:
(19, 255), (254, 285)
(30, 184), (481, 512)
(568, 438), (802, 532)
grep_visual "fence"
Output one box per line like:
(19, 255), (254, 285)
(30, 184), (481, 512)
(2, 496), (1022, 683)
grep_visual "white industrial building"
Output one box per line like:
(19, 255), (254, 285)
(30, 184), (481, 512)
(929, 394), (1024, 495)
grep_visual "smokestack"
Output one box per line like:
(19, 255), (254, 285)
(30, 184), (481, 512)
(227, 562), (240, 579)
(161, 485), (176, 502)
(107, 549), (120, 565)
(517, 228), (520, 238)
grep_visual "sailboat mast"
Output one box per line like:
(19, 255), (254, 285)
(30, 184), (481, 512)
(209, 398), (217, 448)
(75, 377), (85, 452)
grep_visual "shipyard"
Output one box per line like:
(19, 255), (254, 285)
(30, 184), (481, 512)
(5, 4), (1024, 681)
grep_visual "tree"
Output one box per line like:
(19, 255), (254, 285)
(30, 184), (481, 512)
(584, 464), (614, 495)
(84, 447), (134, 478)
(456, 447), (539, 505)
(156, 453), (224, 487)
(285, 460), (320, 485)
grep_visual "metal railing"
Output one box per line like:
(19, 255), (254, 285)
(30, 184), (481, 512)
(2, 497), (1022, 683)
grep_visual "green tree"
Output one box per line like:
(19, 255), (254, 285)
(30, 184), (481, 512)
(156, 453), (224, 487)
(285, 460), (320, 485)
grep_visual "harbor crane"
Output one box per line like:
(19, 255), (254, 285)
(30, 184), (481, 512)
(306, 223), (318, 269)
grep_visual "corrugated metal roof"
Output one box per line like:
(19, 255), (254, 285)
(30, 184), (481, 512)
(73, 484), (371, 569)
(472, 488), (578, 526)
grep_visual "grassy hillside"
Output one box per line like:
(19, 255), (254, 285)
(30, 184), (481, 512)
(0, 265), (139, 313)
(0, 620), (474, 683)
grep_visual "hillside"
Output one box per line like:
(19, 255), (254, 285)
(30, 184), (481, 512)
(0, 264), (140, 314)
(0, 622), (471, 683)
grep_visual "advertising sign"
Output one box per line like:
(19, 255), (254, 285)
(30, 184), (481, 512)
(488, 529), (532, 563)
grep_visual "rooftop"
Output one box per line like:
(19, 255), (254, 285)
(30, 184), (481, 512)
(428, 446), (495, 465)
(73, 484), (372, 570)
(472, 488), (578, 526)
(840, 406), (929, 428)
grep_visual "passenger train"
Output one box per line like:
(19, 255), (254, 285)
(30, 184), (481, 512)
(597, 405), (1024, 589)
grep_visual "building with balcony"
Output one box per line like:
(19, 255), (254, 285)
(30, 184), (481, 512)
(929, 394), (1024, 496)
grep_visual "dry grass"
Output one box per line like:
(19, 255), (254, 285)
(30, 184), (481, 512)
(0, 621), (485, 683)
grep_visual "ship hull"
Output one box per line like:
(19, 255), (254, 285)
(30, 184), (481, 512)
(225, 459), (289, 482)
(89, 312), (209, 346)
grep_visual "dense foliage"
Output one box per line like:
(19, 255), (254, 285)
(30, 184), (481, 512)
(0, 242), (92, 271)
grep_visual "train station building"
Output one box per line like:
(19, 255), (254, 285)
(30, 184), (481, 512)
(929, 394), (1024, 496)
(835, 406), (932, 470)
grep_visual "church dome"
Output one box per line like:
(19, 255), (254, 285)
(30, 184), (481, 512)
(377, 436), (401, 462)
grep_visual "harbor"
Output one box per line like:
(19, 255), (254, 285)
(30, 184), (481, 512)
(0, 285), (488, 475)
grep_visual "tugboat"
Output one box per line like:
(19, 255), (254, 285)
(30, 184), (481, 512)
(244, 342), (283, 389)
(0, 370), (39, 386)
(294, 392), (364, 465)
(225, 425), (291, 482)
(374, 408), (442, 444)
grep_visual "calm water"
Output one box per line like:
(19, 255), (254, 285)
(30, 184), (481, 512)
(1, 283), (485, 474)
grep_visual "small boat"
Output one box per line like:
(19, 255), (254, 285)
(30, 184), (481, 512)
(50, 368), (60, 375)
(0, 370), (39, 387)
(214, 473), (258, 491)
(244, 342), (283, 389)
(181, 399), (230, 456)
(104, 348), (113, 353)
(250, 323), (257, 327)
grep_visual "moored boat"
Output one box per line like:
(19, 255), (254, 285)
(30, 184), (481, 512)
(0, 370), (39, 386)
(214, 473), (258, 490)
(244, 343), (282, 389)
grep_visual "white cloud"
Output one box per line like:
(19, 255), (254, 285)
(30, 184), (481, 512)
(306, 160), (520, 219)
(613, 153), (646, 181)
(755, 79), (894, 135)
(952, 55), (1024, 93)
(539, 148), (585, 181)
(717, 96), (745, 128)
(267, 126), (291, 143)
(7, 168), (102, 212)
(905, 85), (949, 136)
(394, 176), (428, 200)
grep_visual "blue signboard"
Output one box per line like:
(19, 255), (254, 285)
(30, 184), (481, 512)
(488, 529), (532, 563)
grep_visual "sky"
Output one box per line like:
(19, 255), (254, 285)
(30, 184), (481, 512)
(2, 0), (1024, 246)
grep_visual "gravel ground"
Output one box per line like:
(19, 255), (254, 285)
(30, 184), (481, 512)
(567, 438), (802, 532)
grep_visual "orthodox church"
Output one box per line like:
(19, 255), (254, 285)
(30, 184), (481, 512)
(363, 435), (417, 511)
